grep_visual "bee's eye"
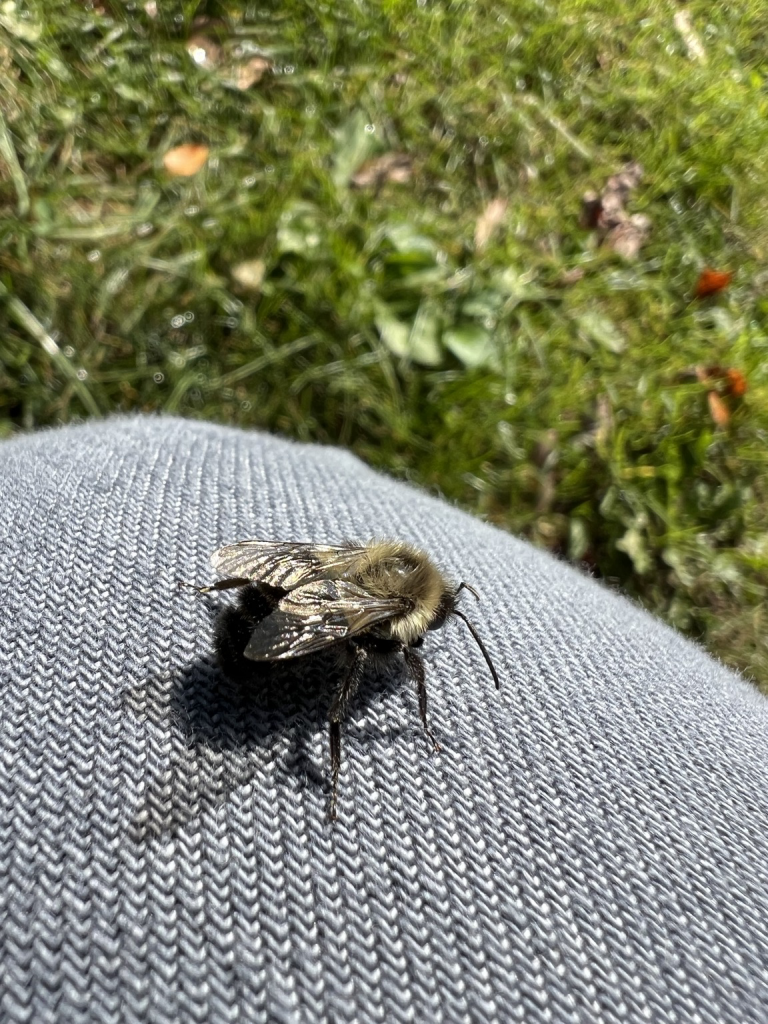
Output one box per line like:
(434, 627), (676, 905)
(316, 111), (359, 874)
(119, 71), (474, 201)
(429, 593), (456, 630)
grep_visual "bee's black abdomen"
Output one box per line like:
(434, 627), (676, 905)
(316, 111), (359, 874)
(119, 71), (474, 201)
(213, 583), (282, 682)
(213, 605), (253, 681)
(238, 582), (283, 622)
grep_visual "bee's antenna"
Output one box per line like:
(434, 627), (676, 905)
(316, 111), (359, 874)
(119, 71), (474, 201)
(452, 609), (500, 690)
(456, 581), (480, 601)
(177, 579), (206, 593)
(178, 577), (252, 594)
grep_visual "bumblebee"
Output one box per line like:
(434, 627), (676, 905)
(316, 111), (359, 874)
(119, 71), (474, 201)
(191, 539), (499, 820)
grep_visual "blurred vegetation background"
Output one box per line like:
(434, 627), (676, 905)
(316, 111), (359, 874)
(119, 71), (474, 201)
(1, 0), (767, 687)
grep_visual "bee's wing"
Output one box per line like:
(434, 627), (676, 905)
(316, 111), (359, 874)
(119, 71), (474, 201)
(243, 579), (408, 660)
(210, 540), (364, 590)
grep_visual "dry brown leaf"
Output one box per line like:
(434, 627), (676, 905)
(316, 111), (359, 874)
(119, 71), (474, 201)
(695, 365), (747, 397)
(558, 267), (586, 286)
(707, 391), (730, 427)
(694, 269), (732, 298)
(162, 144), (210, 177)
(350, 153), (413, 190)
(62, 198), (133, 222)
(580, 190), (602, 229)
(186, 35), (221, 69)
(674, 9), (706, 63)
(474, 197), (508, 253)
(235, 56), (271, 90)
(687, 365), (747, 426)
(594, 394), (613, 450)
(532, 428), (557, 469)
(231, 258), (266, 291)
(598, 166), (642, 235)
(581, 161), (649, 259)
(608, 214), (652, 260)
(726, 368), (748, 397)
(190, 15), (227, 32)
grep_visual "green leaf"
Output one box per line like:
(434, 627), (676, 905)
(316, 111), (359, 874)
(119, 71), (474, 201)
(461, 290), (504, 318)
(378, 224), (449, 291)
(115, 83), (149, 104)
(383, 222), (440, 257)
(443, 325), (495, 368)
(374, 303), (410, 358)
(375, 301), (442, 365)
(276, 202), (323, 256)
(616, 525), (652, 574)
(407, 301), (442, 366)
(569, 518), (590, 561)
(576, 312), (626, 353)
(492, 267), (549, 306)
(332, 110), (379, 188)
(0, 1), (42, 41)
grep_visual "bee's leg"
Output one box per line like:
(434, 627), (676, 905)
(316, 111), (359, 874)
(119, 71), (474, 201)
(327, 644), (368, 821)
(328, 720), (342, 822)
(177, 576), (252, 594)
(402, 646), (441, 753)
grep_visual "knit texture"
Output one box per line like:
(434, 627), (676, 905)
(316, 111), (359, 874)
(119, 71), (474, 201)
(1, 415), (767, 1023)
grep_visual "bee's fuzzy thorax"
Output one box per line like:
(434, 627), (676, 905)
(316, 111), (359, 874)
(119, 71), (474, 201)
(334, 539), (452, 644)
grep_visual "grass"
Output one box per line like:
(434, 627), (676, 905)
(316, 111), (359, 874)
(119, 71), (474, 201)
(1, 0), (768, 688)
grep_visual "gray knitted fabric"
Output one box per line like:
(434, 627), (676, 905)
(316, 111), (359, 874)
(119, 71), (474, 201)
(1, 416), (767, 1023)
